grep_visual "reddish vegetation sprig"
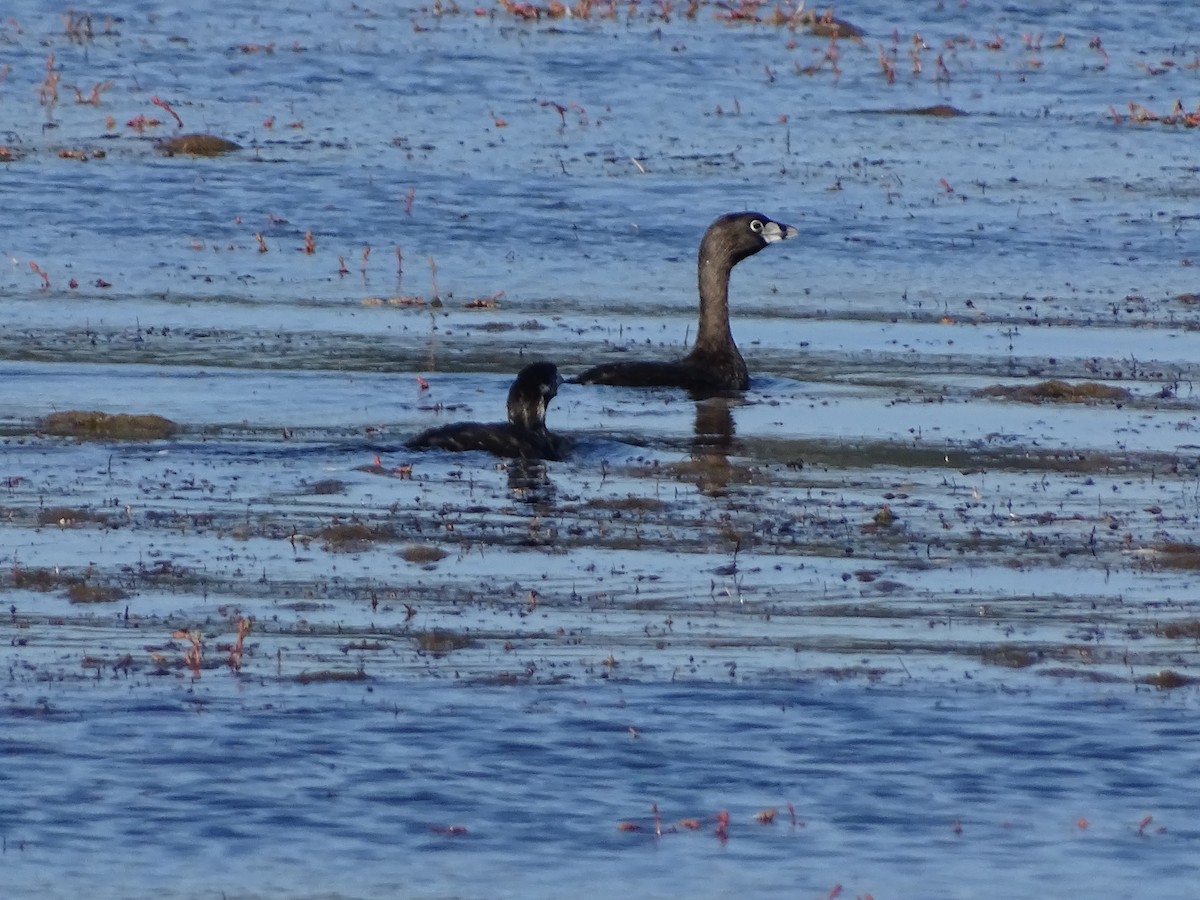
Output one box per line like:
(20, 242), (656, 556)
(29, 262), (50, 289)
(539, 99), (588, 127)
(404, 187), (416, 215)
(1115, 100), (1200, 128)
(69, 80), (113, 105)
(228, 618), (251, 672)
(173, 629), (203, 678)
(878, 44), (896, 84)
(463, 291), (503, 309)
(38, 54), (59, 108)
(714, 810), (730, 842)
(126, 114), (163, 132)
(935, 53), (951, 84)
(62, 9), (93, 41)
(151, 96), (184, 128)
(304, 231), (316, 254)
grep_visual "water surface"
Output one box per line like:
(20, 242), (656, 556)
(2, 1), (1199, 897)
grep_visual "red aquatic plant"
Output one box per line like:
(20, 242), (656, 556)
(173, 629), (203, 678)
(29, 261), (50, 289)
(151, 96), (184, 128)
(714, 809), (730, 842)
(228, 618), (251, 672)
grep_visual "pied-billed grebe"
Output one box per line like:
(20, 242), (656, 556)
(574, 211), (796, 393)
(405, 361), (569, 461)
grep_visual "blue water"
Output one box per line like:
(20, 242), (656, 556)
(3, 1), (1200, 896)
(4, 679), (1197, 899)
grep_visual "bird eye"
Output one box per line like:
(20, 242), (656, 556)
(750, 219), (764, 233)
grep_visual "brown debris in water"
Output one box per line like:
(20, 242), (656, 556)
(318, 520), (397, 552)
(158, 133), (240, 156)
(1139, 670), (1197, 690)
(585, 496), (670, 513)
(36, 506), (106, 527)
(791, 8), (865, 41)
(294, 669), (369, 685)
(11, 565), (126, 604)
(981, 646), (1040, 668)
(872, 505), (897, 527)
(13, 566), (73, 590)
(57, 147), (108, 161)
(975, 380), (1131, 404)
(306, 478), (347, 495)
(65, 582), (129, 604)
(414, 630), (477, 654)
(41, 410), (179, 440)
(1157, 621), (1200, 640)
(883, 104), (968, 117)
(1150, 543), (1200, 570)
(400, 545), (448, 565)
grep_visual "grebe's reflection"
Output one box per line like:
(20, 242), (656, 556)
(506, 458), (556, 507)
(688, 398), (737, 494)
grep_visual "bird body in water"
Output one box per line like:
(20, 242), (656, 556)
(574, 212), (796, 394)
(405, 362), (568, 461)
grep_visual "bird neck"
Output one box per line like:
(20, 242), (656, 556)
(695, 249), (735, 353)
(508, 396), (546, 431)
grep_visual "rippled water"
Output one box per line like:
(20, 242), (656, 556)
(3, 1), (1200, 897)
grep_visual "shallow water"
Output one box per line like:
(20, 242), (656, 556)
(3, 1), (1200, 897)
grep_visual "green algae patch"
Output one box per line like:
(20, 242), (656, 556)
(975, 380), (1131, 404)
(41, 410), (179, 440)
(159, 133), (240, 156)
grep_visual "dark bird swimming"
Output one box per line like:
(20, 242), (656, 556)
(574, 211), (797, 394)
(405, 361), (569, 461)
